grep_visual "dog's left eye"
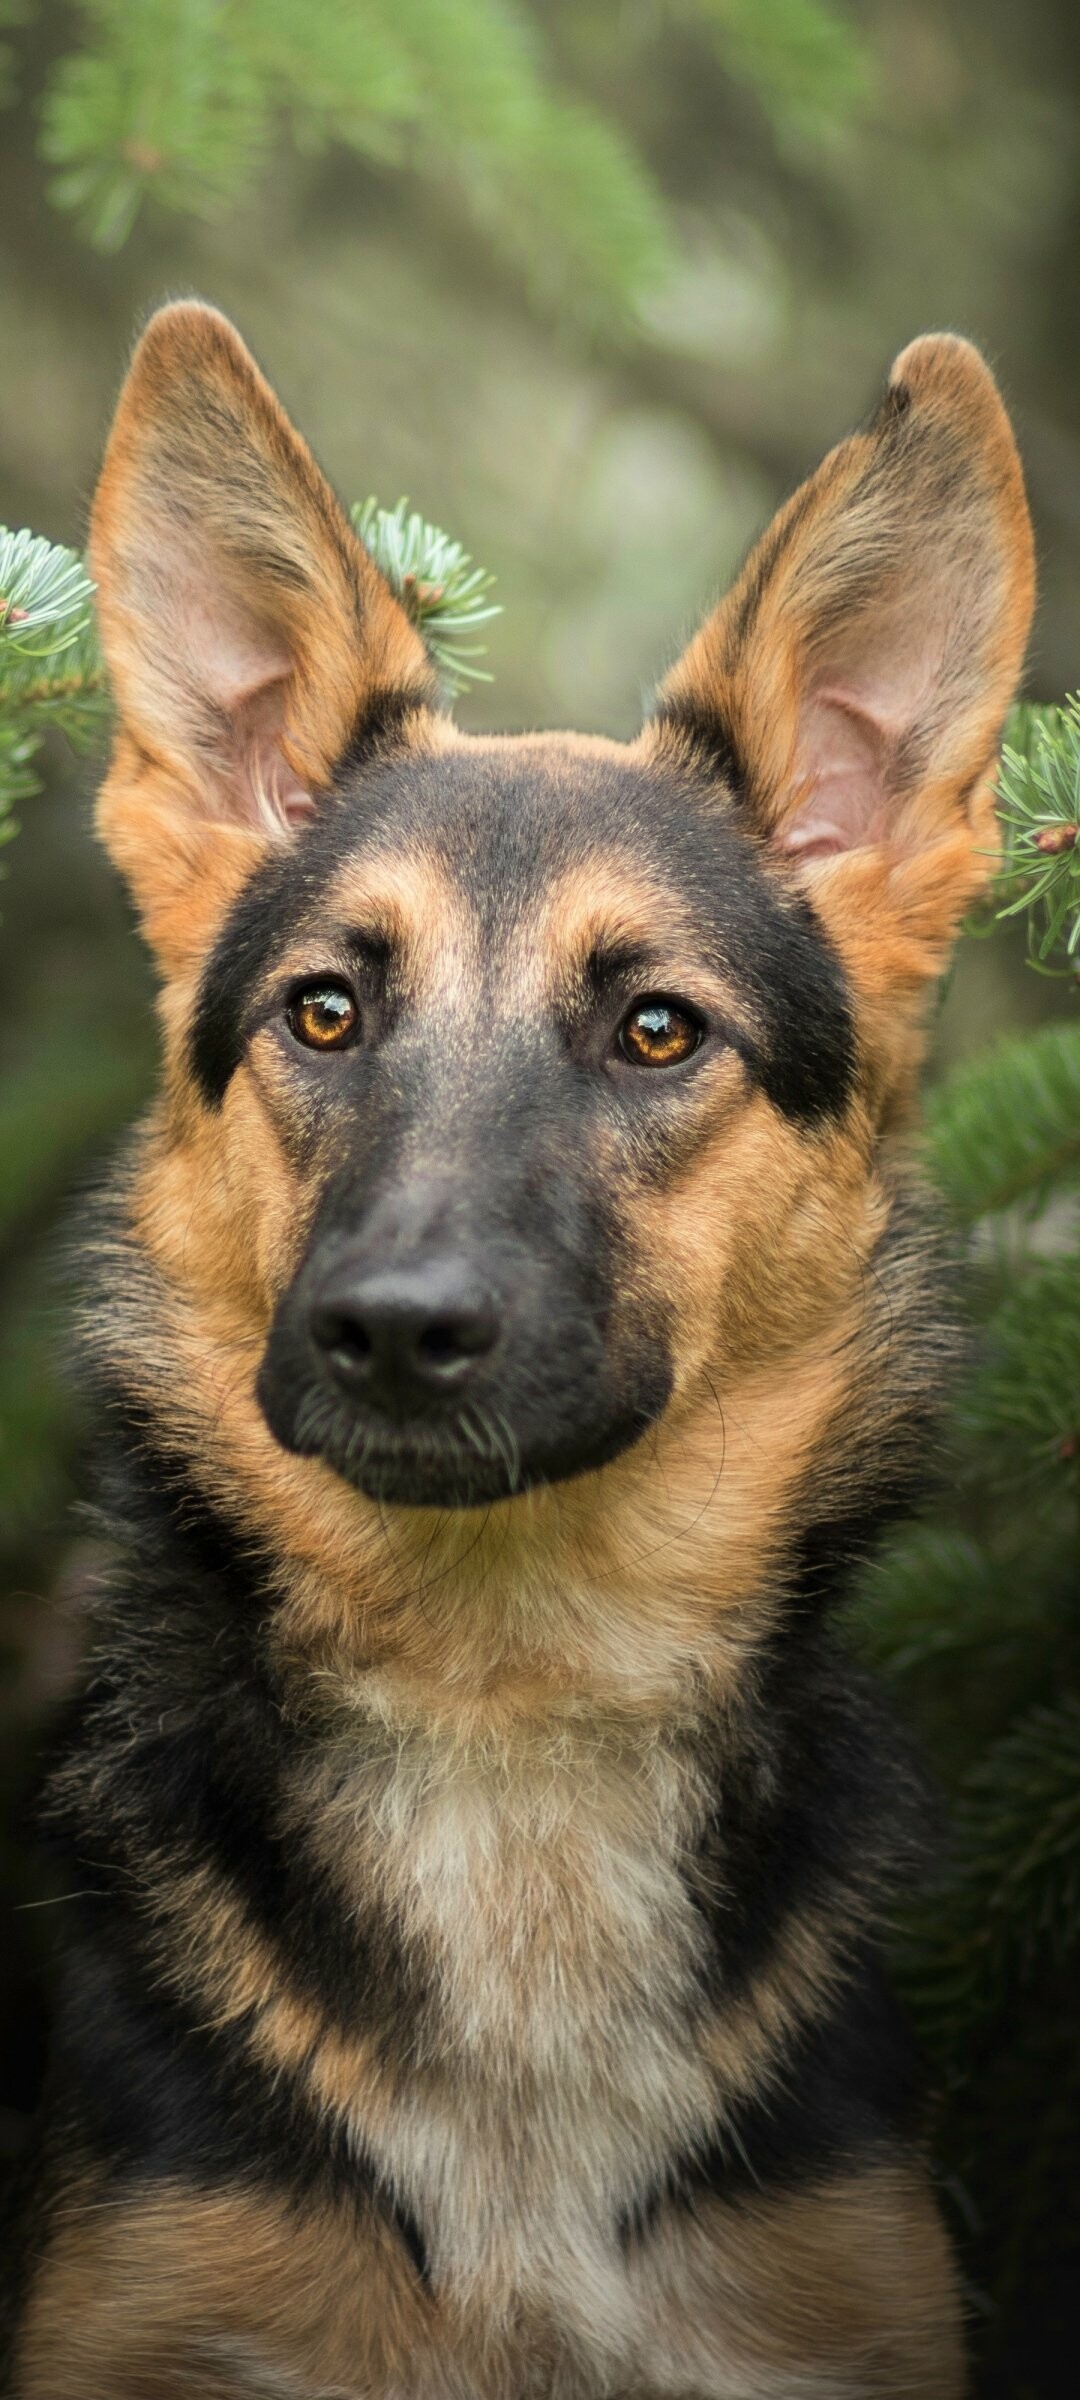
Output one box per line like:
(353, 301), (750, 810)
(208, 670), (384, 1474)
(618, 999), (702, 1069)
(287, 981), (359, 1051)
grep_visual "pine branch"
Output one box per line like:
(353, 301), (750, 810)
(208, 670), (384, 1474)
(958, 1255), (1080, 1496)
(17, 1), (869, 319)
(36, 0), (673, 324)
(0, 526), (109, 841)
(352, 497), (500, 695)
(996, 697), (1080, 973)
(925, 1020), (1080, 1221)
(854, 1529), (1016, 1677)
(899, 1698), (1080, 2068)
(684, 0), (870, 149)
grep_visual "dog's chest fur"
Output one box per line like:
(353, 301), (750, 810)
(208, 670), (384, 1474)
(301, 1695), (716, 2342)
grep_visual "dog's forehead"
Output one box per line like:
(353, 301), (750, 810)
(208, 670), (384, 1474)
(324, 740), (719, 954)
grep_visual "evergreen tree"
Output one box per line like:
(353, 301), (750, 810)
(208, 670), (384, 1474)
(0, 526), (107, 848)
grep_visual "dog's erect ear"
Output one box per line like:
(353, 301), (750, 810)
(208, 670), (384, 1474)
(90, 302), (437, 964)
(652, 334), (1035, 1016)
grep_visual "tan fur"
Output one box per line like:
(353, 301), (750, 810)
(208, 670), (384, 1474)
(16, 2163), (962, 2399)
(88, 1145), (876, 1710)
(85, 792), (891, 1716)
(40, 1724), (872, 2385)
(633, 2166), (965, 2399)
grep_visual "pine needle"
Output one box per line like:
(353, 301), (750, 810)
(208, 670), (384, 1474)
(996, 697), (1080, 972)
(0, 525), (109, 840)
(352, 496), (500, 696)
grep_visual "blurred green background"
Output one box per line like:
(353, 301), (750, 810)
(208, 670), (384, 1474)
(1, 0), (1078, 2373)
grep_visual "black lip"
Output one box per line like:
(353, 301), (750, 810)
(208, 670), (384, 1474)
(326, 1439), (525, 1509)
(258, 1370), (670, 1510)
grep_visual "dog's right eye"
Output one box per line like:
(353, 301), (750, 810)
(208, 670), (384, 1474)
(287, 982), (359, 1051)
(618, 998), (702, 1069)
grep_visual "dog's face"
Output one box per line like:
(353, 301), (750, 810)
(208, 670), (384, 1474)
(88, 307), (1033, 1538)
(190, 735), (857, 1507)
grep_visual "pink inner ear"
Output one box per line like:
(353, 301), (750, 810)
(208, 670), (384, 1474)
(234, 681), (316, 834)
(778, 613), (946, 860)
(779, 687), (893, 859)
(170, 560), (315, 834)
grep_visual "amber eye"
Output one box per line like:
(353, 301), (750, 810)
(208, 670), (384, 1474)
(618, 998), (702, 1069)
(287, 982), (359, 1051)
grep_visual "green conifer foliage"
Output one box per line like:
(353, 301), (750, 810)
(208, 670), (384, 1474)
(2, 0), (866, 323)
(855, 743), (1080, 2392)
(0, 527), (107, 854)
(997, 698), (1080, 971)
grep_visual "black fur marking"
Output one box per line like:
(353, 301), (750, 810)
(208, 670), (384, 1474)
(44, 1393), (931, 2232)
(725, 476), (819, 651)
(30, 1414), (436, 2279)
(680, 1625), (929, 2016)
(652, 697), (747, 797)
(190, 839), (323, 1104)
(336, 687), (431, 773)
(37, 1380), (932, 2244)
(385, 2192), (432, 2291)
(48, 1926), (429, 2285)
(617, 1956), (919, 2245)
(43, 1410), (434, 2057)
(619, 1619), (931, 2246)
(17, 1154), (955, 2322)
(790, 1194), (964, 1613)
(738, 886), (854, 1123)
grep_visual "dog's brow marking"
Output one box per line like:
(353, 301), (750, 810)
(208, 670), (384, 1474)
(529, 857), (760, 1043)
(538, 859), (692, 956)
(324, 848), (477, 992)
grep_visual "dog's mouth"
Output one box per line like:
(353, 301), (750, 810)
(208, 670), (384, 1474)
(294, 1396), (528, 1508)
(259, 1380), (669, 1510)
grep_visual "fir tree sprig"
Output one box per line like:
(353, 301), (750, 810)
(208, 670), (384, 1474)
(685, 0), (871, 150)
(0, 525), (109, 846)
(0, 525), (96, 659)
(958, 1256), (1080, 1498)
(996, 697), (1080, 973)
(6, 0), (870, 322)
(352, 497), (500, 696)
(899, 1697), (1080, 2060)
(856, 1528), (1019, 1680)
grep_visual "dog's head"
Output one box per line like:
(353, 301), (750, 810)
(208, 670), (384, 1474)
(89, 305), (1032, 1547)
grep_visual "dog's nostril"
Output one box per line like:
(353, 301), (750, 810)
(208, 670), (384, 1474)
(418, 1313), (492, 1367)
(309, 1270), (498, 1403)
(419, 1318), (462, 1367)
(311, 1308), (372, 1365)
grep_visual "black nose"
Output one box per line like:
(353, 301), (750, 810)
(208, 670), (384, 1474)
(309, 1263), (499, 1411)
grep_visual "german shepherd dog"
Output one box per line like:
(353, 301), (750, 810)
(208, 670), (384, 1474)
(4, 307), (1033, 2398)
